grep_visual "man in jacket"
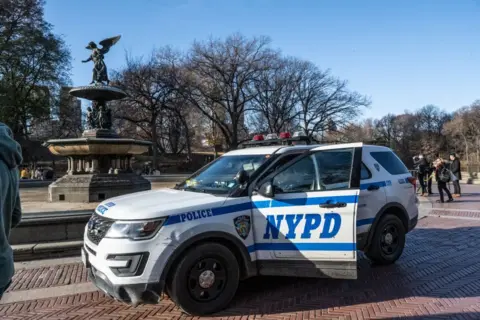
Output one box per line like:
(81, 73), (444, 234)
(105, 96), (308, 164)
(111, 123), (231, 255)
(449, 153), (462, 197)
(0, 122), (23, 299)
(415, 154), (429, 196)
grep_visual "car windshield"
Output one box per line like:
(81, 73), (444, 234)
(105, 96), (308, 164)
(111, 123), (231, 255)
(176, 154), (270, 195)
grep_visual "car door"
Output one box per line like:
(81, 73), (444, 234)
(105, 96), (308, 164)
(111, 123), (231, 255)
(356, 162), (387, 239)
(251, 144), (362, 279)
(250, 152), (304, 260)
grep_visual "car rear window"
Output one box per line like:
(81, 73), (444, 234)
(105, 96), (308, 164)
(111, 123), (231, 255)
(370, 151), (409, 175)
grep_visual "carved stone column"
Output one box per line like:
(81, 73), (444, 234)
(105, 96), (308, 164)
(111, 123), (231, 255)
(67, 157), (71, 175)
(91, 158), (99, 173)
(85, 159), (90, 172)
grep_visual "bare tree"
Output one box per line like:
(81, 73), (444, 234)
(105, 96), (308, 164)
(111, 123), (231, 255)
(183, 33), (276, 149)
(249, 56), (301, 133)
(112, 47), (185, 170)
(295, 61), (370, 140)
(443, 103), (480, 170)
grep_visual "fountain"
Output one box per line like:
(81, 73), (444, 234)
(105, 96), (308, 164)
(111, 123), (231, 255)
(44, 35), (152, 202)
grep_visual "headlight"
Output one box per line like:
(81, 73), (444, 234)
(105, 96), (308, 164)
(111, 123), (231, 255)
(104, 218), (166, 240)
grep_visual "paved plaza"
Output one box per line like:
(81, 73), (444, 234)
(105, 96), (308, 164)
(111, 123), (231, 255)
(1, 185), (480, 319)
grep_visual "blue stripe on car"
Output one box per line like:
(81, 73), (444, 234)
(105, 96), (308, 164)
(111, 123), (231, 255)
(163, 180), (398, 226)
(247, 242), (356, 253)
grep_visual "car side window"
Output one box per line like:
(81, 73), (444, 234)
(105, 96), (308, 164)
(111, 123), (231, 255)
(361, 163), (372, 180)
(313, 148), (354, 190)
(272, 155), (317, 193)
(257, 153), (300, 182)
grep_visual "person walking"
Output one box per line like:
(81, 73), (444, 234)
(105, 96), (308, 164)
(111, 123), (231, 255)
(449, 153), (462, 197)
(434, 159), (454, 203)
(416, 154), (429, 196)
(0, 122), (23, 300)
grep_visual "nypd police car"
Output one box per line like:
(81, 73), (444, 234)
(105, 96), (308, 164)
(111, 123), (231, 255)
(82, 133), (418, 315)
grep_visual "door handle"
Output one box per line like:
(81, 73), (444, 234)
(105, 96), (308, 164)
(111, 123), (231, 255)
(319, 202), (347, 208)
(367, 184), (380, 191)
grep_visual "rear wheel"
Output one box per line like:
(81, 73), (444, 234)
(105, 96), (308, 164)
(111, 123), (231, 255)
(365, 214), (406, 265)
(166, 242), (240, 315)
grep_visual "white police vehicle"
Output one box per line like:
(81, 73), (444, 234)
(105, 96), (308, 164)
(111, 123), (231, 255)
(82, 133), (418, 315)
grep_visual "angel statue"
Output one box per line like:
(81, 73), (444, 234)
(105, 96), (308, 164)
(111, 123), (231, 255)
(82, 35), (121, 85)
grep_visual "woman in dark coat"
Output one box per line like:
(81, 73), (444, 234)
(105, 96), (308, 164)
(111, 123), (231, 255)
(449, 153), (462, 197)
(435, 159), (454, 203)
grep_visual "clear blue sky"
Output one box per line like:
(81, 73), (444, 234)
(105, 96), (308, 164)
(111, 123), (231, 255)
(44, 0), (480, 119)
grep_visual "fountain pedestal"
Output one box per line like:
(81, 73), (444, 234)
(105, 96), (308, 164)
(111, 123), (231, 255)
(44, 85), (152, 203)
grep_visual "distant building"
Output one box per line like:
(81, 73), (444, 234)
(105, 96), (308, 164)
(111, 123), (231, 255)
(58, 86), (82, 136)
(30, 86), (82, 140)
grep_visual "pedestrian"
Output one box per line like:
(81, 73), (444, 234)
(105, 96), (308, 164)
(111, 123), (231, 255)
(426, 159), (434, 195)
(20, 167), (28, 179)
(34, 168), (42, 180)
(434, 158), (454, 203)
(449, 153), (462, 197)
(0, 122), (23, 300)
(416, 154), (429, 196)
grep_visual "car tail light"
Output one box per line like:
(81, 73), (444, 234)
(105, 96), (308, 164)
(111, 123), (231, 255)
(407, 176), (416, 191)
(279, 132), (291, 139)
(252, 134), (264, 141)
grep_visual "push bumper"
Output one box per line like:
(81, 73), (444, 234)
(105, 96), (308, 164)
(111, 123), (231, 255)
(408, 214), (418, 232)
(87, 266), (164, 306)
(83, 245), (164, 306)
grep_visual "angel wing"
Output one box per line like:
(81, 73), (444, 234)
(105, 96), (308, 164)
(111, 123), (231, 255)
(98, 35), (121, 54)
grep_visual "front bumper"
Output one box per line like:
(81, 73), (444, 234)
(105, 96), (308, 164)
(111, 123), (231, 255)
(87, 257), (164, 306)
(408, 214), (418, 232)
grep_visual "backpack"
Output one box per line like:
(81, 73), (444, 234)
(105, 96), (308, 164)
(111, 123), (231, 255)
(439, 167), (451, 183)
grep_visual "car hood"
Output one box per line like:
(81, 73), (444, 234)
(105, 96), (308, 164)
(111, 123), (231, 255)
(95, 188), (227, 220)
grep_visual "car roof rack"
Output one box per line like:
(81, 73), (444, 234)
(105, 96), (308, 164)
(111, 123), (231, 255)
(239, 136), (312, 148)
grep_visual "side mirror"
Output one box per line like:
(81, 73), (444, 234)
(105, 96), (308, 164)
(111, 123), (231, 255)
(258, 180), (274, 198)
(235, 169), (249, 185)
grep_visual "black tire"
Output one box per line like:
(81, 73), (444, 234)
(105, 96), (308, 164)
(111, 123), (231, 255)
(365, 214), (406, 265)
(166, 242), (240, 315)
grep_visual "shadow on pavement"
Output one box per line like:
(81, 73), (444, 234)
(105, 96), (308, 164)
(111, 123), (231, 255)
(216, 224), (480, 318)
(391, 313), (480, 320)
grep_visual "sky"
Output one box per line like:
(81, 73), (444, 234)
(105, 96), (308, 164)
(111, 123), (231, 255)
(44, 0), (480, 120)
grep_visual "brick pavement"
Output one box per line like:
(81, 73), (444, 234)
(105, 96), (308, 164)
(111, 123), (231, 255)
(6, 263), (87, 292)
(2, 215), (480, 319)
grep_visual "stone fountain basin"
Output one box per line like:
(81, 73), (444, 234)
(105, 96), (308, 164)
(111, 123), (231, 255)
(45, 138), (151, 156)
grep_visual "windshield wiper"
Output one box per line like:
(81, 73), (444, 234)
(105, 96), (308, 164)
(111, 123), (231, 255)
(182, 186), (207, 193)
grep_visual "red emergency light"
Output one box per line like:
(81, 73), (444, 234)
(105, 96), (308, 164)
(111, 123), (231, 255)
(252, 134), (264, 141)
(279, 132), (291, 139)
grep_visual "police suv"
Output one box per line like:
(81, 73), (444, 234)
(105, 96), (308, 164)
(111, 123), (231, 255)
(82, 133), (419, 315)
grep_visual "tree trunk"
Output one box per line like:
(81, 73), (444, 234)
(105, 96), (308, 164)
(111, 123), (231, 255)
(463, 134), (469, 172)
(151, 115), (158, 172)
(230, 116), (239, 150)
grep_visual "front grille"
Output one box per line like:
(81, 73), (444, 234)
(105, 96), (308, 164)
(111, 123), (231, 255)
(87, 214), (114, 245)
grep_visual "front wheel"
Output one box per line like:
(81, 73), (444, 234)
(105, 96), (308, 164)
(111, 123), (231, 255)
(365, 214), (406, 265)
(166, 242), (240, 315)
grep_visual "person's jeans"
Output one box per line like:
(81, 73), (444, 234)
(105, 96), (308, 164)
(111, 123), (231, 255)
(418, 173), (426, 194)
(453, 180), (461, 195)
(438, 182), (453, 202)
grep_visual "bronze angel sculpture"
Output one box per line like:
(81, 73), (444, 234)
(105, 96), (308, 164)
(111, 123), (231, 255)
(82, 35), (121, 85)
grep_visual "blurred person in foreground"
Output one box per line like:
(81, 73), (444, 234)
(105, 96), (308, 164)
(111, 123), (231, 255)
(434, 157), (454, 203)
(0, 122), (23, 300)
(449, 153), (462, 197)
